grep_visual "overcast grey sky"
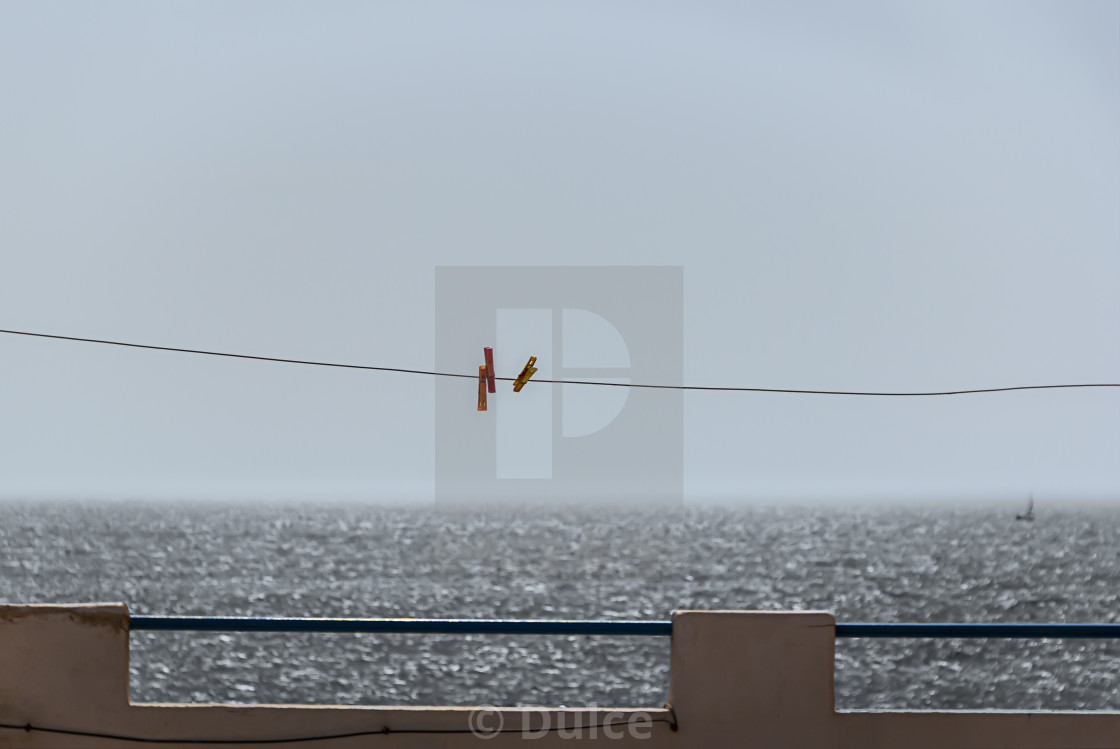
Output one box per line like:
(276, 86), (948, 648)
(0, 1), (1116, 504)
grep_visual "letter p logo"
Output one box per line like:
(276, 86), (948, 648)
(435, 267), (682, 506)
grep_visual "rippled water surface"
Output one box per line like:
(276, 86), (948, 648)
(1, 501), (1117, 709)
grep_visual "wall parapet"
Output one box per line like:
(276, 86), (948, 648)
(0, 603), (1116, 748)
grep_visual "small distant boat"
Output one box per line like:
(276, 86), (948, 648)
(1016, 495), (1035, 521)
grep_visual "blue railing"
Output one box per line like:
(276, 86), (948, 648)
(835, 623), (1120, 638)
(129, 616), (1120, 639)
(130, 616), (670, 636)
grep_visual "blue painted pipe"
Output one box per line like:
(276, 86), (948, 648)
(129, 616), (1120, 639)
(130, 616), (673, 636)
(835, 622), (1120, 639)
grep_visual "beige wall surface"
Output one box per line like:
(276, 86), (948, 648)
(0, 604), (1116, 748)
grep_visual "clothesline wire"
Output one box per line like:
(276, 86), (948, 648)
(2, 328), (1117, 397)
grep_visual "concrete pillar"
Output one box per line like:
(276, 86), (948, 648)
(0, 603), (132, 736)
(668, 610), (838, 747)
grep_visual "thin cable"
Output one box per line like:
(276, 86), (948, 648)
(2, 327), (1117, 397)
(0, 328), (476, 380)
(0, 717), (677, 744)
(535, 379), (1120, 396)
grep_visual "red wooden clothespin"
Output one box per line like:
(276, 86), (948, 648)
(484, 347), (496, 393)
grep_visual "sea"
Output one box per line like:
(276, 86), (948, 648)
(1, 500), (1117, 710)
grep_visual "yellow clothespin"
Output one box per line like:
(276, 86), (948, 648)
(512, 356), (538, 392)
(477, 365), (488, 411)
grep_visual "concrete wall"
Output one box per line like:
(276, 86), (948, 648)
(0, 604), (1115, 748)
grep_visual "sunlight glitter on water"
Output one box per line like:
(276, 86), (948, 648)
(0, 501), (1117, 708)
